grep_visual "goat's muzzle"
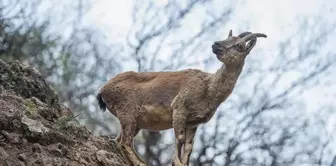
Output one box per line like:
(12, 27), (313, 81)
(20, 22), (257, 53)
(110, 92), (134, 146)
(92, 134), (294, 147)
(212, 41), (224, 55)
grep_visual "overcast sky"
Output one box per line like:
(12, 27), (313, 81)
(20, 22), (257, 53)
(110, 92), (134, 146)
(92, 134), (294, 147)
(83, 0), (335, 77)
(84, 0), (335, 43)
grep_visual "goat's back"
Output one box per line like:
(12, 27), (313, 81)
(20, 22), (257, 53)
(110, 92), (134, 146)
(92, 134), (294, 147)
(99, 69), (208, 110)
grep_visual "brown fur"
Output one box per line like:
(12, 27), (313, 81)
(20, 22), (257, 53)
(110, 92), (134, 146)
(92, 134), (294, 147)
(97, 30), (266, 166)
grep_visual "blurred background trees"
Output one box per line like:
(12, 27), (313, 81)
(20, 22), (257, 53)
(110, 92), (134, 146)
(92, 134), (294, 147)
(1, 0), (335, 165)
(0, 0), (121, 134)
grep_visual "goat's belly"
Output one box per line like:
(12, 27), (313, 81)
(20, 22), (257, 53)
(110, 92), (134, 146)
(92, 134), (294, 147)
(137, 105), (173, 131)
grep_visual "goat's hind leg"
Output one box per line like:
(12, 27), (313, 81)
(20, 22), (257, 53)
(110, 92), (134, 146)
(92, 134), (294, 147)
(119, 120), (146, 166)
(114, 128), (140, 144)
(130, 128), (143, 162)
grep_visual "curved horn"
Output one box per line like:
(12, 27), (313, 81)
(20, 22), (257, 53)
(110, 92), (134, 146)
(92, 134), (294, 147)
(242, 33), (267, 42)
(228, 30), (233, 38)
(238, 32), (252, 38)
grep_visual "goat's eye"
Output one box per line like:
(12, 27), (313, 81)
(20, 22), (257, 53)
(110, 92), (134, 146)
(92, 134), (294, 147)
(235, 44), (244, 52)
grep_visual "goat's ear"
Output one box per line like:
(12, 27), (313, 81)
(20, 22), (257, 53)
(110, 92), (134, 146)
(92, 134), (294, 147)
(228, 30), (232, 38)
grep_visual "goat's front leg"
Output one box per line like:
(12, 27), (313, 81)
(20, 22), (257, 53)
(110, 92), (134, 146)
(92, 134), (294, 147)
(181, 127), (197, 165)
(172, 108), (188, 166)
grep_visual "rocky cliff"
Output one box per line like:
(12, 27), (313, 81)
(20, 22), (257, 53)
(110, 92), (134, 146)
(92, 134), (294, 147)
(0, 59), (130, 166)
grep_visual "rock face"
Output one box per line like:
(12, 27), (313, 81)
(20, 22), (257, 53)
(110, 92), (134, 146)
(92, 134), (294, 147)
(0, 60), (130, 166)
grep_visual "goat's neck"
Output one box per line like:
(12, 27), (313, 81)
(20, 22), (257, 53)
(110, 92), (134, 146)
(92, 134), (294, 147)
(208, 62), (244, 104)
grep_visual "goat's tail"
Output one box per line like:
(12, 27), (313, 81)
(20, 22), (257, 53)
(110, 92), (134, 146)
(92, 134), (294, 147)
(96, 93), (107, 112)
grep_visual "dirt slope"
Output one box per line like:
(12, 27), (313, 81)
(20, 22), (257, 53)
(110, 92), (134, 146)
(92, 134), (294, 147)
(0, 59), (130, 166)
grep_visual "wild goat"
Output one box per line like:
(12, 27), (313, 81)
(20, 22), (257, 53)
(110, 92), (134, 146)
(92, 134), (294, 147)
(96, 30), (267, 166)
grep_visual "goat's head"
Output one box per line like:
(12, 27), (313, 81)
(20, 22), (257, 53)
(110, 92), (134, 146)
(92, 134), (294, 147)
(212, 30), (267, 65)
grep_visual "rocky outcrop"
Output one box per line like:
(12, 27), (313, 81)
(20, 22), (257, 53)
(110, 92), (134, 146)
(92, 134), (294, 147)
(0, 60), (130, 166)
